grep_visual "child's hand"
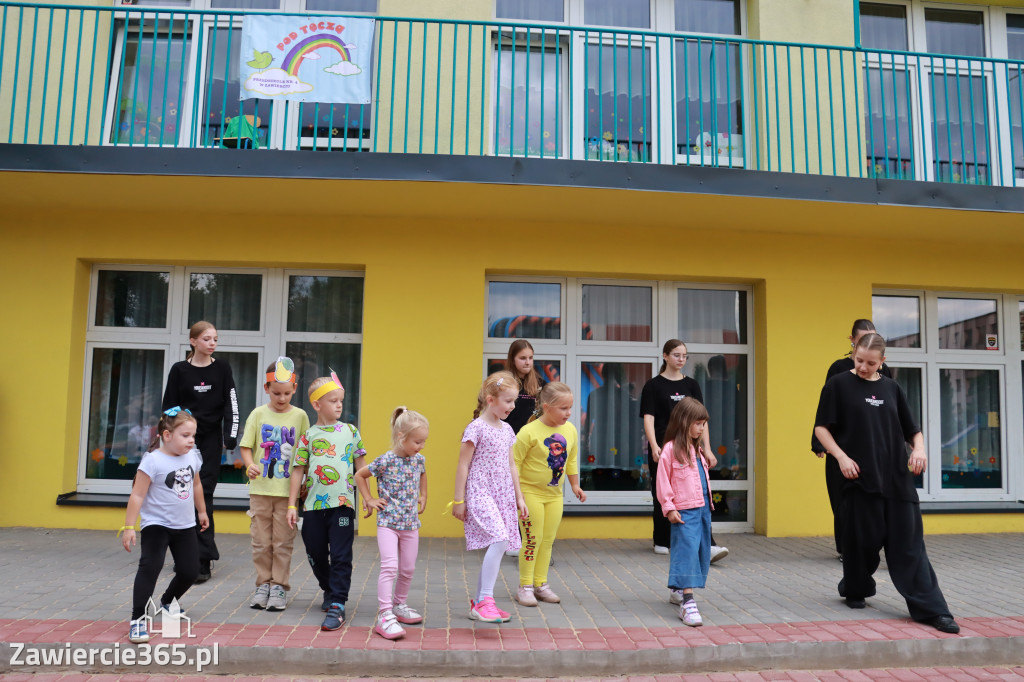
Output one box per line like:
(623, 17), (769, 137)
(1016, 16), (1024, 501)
(418, 495), (427, 515)
(246, 463), (260, 480)
(452, 501), (466, 522)
(571, 485), (587, 503)
(364, 497), (386, 519)
(197, 512), (210, 531)
(666, 510), (682, 524)
(121, 528), (136, 552)
(287, 507), (299, 528)
(517, 496), (529, 520)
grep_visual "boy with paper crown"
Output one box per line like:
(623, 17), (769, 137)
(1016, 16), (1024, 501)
(287, 370), (367, 630)
(239, 357), (310, 612)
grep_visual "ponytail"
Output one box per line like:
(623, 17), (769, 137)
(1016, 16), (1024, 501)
(528, 382), (573, 424)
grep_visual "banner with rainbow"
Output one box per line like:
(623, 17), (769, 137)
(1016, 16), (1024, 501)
(239, 14), (374, 103)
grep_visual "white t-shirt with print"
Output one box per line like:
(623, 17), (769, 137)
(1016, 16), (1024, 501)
(137, 448), (203, 530)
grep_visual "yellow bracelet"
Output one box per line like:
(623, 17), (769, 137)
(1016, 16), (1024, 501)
(116, 525), (136, 538)
(288, 506), (297, 510)
(453, 500), (465, 504)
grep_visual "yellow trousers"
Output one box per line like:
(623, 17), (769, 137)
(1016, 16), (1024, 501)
(518, 490), (563, 587)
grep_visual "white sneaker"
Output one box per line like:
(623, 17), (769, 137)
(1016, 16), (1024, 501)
(249, 582), (270, 609)
(669, 589), (686, 605)
(374, 609), (406, 640)
(680, 600), (703, 627)
(392, 602), (423, 624)
(653, 545), (669, 555)
(710, 545), (729, 564)
(266, 584), (287, 611)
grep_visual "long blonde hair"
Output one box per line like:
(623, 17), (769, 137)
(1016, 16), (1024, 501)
(528, 382), (573, 424)
(473, 371), (517, 419)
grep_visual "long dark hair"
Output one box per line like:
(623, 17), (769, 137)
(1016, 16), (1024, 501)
(662, 398), (709, 467)
(506, 339), (541, 396)
(658, 339), (687, 374)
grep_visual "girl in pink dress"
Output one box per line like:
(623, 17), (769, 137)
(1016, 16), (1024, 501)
(451, 371), (529, 623)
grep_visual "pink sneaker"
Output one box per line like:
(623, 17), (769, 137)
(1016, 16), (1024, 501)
(468, 597), (505, 624)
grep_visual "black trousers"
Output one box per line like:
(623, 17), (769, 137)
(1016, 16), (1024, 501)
(301, 506), (356, 605)
(195, 429), (222, 563)
(838, 487), (952, 622)
(649, 451), (671, 547)
(825, 456), (844, 554)
(132, 525), (199, 619)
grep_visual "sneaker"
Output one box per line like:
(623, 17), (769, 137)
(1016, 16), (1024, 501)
(158, 602), (187, 618)
(653, 545), (670, 555)
(322, 603), (346, 631)
(534, 583), (560, 603)
(195, 560), (212, 583)
(468, 597), (505, 624)
(392, 603), (423, 625)
(249, 583), (270, 610)
(321, 593), (332, 612)
(266, 584), (287, 611)
(374, 609), (406, 640)
(517, 585), (538, 607)
(709, 545), (729, 564)
(128, 617), (150, 643)
(669, 589), (686, 605)
(680, 600), (703, 627)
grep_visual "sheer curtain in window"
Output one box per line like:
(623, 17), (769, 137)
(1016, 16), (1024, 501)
(95, 270), (170, 328)
(189, 273), (263, 331)
(496, 0), (563, 22)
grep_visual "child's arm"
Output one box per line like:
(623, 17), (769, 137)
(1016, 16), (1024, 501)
(240, 446), (259, 479)
(568, 474), (586, 503)
(451, 441), (475, 521)
(286, 464), (306, 528)
(355, 464), (384, 519)
(353, 454), (367, 513)
(121, 473), (152, 552)
(655, 445), (682, 524)
(192, 476), (210, 531)
(418, 467), (428, 514)
(507, 446), (529, 520)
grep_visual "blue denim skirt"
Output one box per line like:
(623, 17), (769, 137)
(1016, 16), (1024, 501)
(667, 501), (712, 590)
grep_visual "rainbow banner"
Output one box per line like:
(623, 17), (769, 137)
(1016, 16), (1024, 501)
(239, 14), (374, 103)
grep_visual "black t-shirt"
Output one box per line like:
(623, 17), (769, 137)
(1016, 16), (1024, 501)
(162, 359), (239, 446)
(811, 356), (892, 453)
(814, 371), (920, 502)
(504, 380), (544, 435)
(639, 375), (703, 447)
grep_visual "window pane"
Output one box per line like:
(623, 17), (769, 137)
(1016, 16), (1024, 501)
(872, 295), (921, 348)
(860, 2), (908, 51)
(929, 73), (990, 184)
(202, 27), (272, 148)
(95, 270), (170, 328)
(488, 358), (561, 383)
(287, 342), (362, 426)
(287, 275), (364, 334)
(711, 490), (747, 523)
(487, 282), (561, 339)
(677, 288), (746, 344)
(579, 362), (650, 491)
(1010, 15), (1024, 58)
(675, 0), (740, 35)
(85, 348), (165, 480)
(584, 45), (652, 162)
(298, 102), (373, 149)
(496, 0), (563, 22)
(210, 0), (279, 8)
(189, 273), (263, 331)
(940, 368), (1001, 489)
(584, 0), (649, 28)
(213, 351), (259, 484)
(581, 285), (652, 342)
(890, 366), (924, 489)
(688, 353), (748, 481)
(306, 0), (377, 11)
(938, 298), (997, 350)
(864, 66), (914, 179)
(495, 45), (563, 157)
(111, 21), (191, 145)
(925, 9), (984, 58)
(675, 39), (743, 160)
(1009, 19), (1024, 179)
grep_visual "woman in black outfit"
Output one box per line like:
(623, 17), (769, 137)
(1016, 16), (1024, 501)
(162, 321), (239, 582)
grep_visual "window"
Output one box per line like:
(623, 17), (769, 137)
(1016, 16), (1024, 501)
(484, 277), (754, 530)
(925, 8), (984, 57)
(584, 44), (652, 161)
(1008, 15), (1024, 180)
(583, 0), (650, 29)
(861, 2), (909, 51)
(305, 0), (377, 11)
(201, 25), (272, 148)
(494, 39), (565, 157)
(496, 0), (564, 22)
(873, 291), (1023, 502)
(82, 266), (364, 495)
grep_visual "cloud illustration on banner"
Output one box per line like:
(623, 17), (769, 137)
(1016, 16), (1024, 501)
(301, 52), (320, 60)
(324, 60), (361, 76)
(243, 68), (314, 96)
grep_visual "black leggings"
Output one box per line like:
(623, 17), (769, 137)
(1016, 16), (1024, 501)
(195, 429), (222, 563)
(132, 525), (199, 619)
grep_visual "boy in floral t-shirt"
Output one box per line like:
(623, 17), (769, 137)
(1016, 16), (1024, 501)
(287, 375), (365, 631)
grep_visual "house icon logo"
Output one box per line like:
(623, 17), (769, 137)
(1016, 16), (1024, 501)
(143, 598), (196, 639)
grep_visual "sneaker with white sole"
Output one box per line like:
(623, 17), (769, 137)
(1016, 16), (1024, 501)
(517, 585), (538, 607)
(669, 589), (686, 605)
(128, 617), (150, 643)
(249, 582), (270, 609)
(469, 597), (506, 623)
(534, 583), (560, 603)
(710, 545), (729, 564)
(266, 584), (287, 611)
(374, 609), (406, 640)
(680, 600), (703, 627)
(392, 603), (423, 624)
(654, 545), (669, 555)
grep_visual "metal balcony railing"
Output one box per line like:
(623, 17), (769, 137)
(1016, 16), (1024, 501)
(1, 2), (1023, 186)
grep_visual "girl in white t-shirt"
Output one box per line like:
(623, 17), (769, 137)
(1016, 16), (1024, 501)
(120, 408), (209, 644)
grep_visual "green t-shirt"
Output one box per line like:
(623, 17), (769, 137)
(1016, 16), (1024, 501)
(239, 404), (310, 497)
(294, 422), (366, 511)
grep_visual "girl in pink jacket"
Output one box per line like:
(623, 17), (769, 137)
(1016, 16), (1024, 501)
(656, 398), (713, 627)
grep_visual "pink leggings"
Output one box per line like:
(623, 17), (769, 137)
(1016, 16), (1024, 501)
(377, 527), (419, 612)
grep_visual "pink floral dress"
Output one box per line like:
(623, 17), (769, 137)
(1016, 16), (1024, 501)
(461, 418), (521, 552)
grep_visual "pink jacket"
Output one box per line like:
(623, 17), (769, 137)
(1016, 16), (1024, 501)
(656, 441), (714, 516)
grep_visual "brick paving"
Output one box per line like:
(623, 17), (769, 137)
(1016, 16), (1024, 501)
(2, 528), (1024, 676)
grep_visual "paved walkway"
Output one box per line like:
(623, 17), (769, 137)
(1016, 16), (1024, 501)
(2, 528), (1024, 676)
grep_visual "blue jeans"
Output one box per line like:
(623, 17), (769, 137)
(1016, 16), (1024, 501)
(667, 502), (711, 591)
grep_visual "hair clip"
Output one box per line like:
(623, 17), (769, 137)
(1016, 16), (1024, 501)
(531, 408), (541, 417)
(163, 406), (192, 417)
(496, 378), (504, 386)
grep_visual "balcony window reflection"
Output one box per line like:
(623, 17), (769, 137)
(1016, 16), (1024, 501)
(937, 298), (997, 350)
(495, 45), (563, 157)
(584, 44), (652, 162)
(872, 295), (921, 348)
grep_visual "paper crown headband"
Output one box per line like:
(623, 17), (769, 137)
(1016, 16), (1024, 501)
(266, 356), (296, 384)
(310, 369), (345, 402)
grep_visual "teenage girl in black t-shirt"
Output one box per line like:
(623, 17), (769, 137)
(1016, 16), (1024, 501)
(814, 333), (958, 634)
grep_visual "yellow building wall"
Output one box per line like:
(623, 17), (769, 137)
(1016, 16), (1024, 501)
(1, 170), (1023, 538)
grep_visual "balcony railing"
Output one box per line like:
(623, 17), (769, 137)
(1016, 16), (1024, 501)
(1, 2), (1023, 187)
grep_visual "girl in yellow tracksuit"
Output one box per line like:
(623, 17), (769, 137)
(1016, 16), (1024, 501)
(513, 382), (587, 606)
